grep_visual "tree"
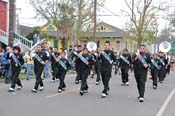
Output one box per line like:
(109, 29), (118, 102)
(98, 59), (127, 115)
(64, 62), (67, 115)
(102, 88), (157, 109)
(25, 27), (40, 40)
(29, 0), (75, 50)
(123, 0), (165, 46)
(71, 0), (103, 39)
(29, 0), (105, 47)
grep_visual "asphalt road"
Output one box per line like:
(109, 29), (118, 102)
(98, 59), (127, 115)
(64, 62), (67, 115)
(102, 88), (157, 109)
(0, 71), (174, 116)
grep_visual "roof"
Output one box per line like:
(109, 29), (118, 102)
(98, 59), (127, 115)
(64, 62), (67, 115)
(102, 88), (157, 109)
(80, 32), (125, 38)
(80, 21), (127, 38)
(18, 25), (34, 36)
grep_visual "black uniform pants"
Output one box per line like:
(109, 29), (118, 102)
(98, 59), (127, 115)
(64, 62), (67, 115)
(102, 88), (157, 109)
(121, 67), (129, 83)
(134, 69), (147, 98)
(11, 68), (22, 89)
(51, 63), (59, 80)
(158, 68), (166, 82)
(75, 66), (81, 81)
(101, 70), (111, 94)
(34, 66), (44, 90)
(95, 63), (101, 82)
(58, 71), (66, 89)
(151, 69), (159, 86)
(80, 71), (89, 91)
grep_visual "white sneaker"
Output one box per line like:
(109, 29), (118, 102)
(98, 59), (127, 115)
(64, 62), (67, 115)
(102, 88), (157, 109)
(126, 82), (129, 86)
(39, 86), (44, 91)
(62, 88), (66, 91)
(51, 80), (55, 83)
(8, 88), (14, 92)
(96, 81), (100, 85)
(58, 89), (62, 93)
(83, 90), (88, 93)
(153, 86), (157, 89)
(56, 79), (59, 82)
(31, 89), (37, 93)
(101, 93), (107, 98)
(17, 86), (22, 90)
(139, 97), (144, 102)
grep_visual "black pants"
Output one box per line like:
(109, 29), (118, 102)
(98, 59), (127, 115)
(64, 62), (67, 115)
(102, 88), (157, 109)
(95, 63), (101, 82)
(58, 71), (66, 89)
(114, 64), (118, 74)
(80, 71), (89, 91)
(101, 70), (111, 94)
(75, 66), (81, 81)
(134, 69), (147, 98)
(166, 65), (171, 75)
(11, 68), (22, 89)
(34, 66), (44, 90)
(151, 69), (159, 86)
(121, 67), (129, 83)
(158, 68), (166, 82)
(51, 63), (59, 80)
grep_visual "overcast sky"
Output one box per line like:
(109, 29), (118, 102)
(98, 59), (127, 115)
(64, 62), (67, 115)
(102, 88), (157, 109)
(16, 0), (175, 30)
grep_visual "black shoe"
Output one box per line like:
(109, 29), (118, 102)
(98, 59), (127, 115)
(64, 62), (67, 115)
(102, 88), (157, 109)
(62, 87), (66, 91)
(80, 91), (84, 96)
(75, 81), (79, 84)
(159, 81), (163, 83)
(121, 83), (125, 86)
(5, 81), (10, 84)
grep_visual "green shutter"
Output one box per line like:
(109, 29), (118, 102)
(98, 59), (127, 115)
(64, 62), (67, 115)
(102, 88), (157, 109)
(54, 40), (58, 48)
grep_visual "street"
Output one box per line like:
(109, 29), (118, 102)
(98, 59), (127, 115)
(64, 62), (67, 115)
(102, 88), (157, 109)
(0, 71), (174, 116)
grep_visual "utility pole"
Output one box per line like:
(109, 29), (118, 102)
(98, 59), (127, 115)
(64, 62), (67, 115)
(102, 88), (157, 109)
(93, 0), (97, 42)
(8, 0), (16, 47)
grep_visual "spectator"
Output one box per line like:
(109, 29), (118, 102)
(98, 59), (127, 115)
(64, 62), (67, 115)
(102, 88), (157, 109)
(3, 47), (11, 83)
(44, 48), (52, 78)
(23, 51), (34, 80)
(33, 34), (39, 45)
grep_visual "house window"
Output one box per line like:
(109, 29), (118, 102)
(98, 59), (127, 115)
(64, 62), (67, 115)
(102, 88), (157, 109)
(116, 40), (120, 51)
(97, 25), (106, 32)
(47, 25), (54, 32)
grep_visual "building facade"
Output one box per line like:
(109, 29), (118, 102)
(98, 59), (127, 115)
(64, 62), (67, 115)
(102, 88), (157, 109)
(79, 22), (138, 53)
(0, 0), (8, 32)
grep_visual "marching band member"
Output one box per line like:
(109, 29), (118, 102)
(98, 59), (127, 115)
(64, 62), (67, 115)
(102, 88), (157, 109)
(150, 53), (160, 89)
(50, 47), (60, 82)
(113, 52), (119, 74)
(75, 48), (94, 96)
(133, 45), (151, 102)
(8, 46), (24, 92)
(95, 48), (101, 85)
(118, 48), (132, 86)
(158, 52), (168, 83)
(73, 45), (82, 84)
(166, 53), (171, 75)
(98, 41), (116, 98)
(55, 52), (70, 93)
(31, 44), (49, 93)
(89, 50), (96, 79)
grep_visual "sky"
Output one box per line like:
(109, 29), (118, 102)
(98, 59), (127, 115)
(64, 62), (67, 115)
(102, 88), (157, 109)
(16, 0), (175, 31)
